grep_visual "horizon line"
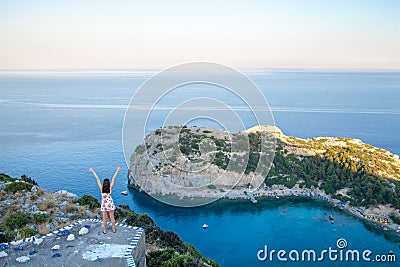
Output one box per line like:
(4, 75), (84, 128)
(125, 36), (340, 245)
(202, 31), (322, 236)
(0, 67), (399, 75)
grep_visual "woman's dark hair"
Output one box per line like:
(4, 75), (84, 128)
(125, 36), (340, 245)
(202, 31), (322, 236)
(102, 178), (111, 193)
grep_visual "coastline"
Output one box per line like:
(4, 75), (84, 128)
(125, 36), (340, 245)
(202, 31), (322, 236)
(129, 183), (400, 238)
(128, 125), (400, 240)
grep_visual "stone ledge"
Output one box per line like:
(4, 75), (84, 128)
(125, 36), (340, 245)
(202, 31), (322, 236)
(0, 218), (145, 267)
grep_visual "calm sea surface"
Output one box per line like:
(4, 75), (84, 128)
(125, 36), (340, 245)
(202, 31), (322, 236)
(1, 71), (399, 266)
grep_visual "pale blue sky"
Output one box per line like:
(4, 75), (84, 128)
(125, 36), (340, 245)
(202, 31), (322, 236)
(0, 0), (399, 70)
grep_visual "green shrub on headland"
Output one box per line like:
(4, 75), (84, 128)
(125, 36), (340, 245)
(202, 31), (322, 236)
(389, 214), (400, 225)
(33, 213), (47, 223)
(5, 211), (30, 229)
(0, 228), (17, 243)
(2, 173), (38, 193)
(123, 210), (187, 252)
(20, 174), (38, 185)
(18, 228), (37, 238)
(75, 194), (100, 209)
(0, 173), (15, 182)
(4, 181), (33, 193)
(147, 248), (219, 267)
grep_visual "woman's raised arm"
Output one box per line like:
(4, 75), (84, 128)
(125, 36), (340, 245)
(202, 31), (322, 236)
(110, 166), (120, 190)
(89, 167), (102, 191)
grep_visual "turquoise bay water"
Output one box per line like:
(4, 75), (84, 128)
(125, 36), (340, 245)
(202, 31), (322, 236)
(1, 71), (400, 266)
(131, 192), (400, 267)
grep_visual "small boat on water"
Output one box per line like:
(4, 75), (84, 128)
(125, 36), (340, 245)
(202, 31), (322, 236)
(121, 191), (128, 195)
(329, 215), (334, 221)
(203, 224), (208, 229)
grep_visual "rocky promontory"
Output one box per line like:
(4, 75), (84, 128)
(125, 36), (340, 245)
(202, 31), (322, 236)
(128, 126), (277, 199)
(128, 125), (400, 228)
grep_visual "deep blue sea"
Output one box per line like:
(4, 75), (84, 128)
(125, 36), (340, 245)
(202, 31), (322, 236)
(1, 71), (400, 266)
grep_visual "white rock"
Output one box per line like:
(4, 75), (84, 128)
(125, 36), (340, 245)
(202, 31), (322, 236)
(67, 234), (75, 241)
(60, 201), (69, 206)
(0, 251), (7, 258)
(82, 244), (130, 261)
(16, 256), (30, 263)
(10, 240), (22, 246)
(51, 245), (60, 250)
(33, 237), (43, 246)
(31, 185), (38, 193)
(53, 190), (78, 199)
(79, 227), (89, 236)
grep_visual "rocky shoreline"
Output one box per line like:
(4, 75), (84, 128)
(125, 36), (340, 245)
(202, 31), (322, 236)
(249, 186), (400, 234)
(130, 181), (400, 237)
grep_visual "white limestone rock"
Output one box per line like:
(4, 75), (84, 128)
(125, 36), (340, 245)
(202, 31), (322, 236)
(61, 200), (69, 206)
(33, 237), (43, 246)
(67, 234), (75, 241)
(79, 227), (89, 236)
(82, 244), (130, 261)
(53, 189), (78, 199)
(10, 240), (22, 246)
(16, 256), (30, 263)
(31, 185), (39, 193)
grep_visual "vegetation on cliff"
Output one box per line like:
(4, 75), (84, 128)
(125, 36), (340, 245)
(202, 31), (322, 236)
(263, 137), (400, 209)
(75, 194), (101, 209)
(145, 126), (400, 211)
(2, 173), (37, 193)
(0, 173), (41, 242)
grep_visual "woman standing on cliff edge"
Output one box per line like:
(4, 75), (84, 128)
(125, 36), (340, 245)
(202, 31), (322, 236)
(89, 166), (120, 234)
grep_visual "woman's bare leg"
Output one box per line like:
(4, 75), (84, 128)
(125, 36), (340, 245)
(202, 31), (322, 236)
(110, 210), (116, 232)
(102, 211), (108, 233)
